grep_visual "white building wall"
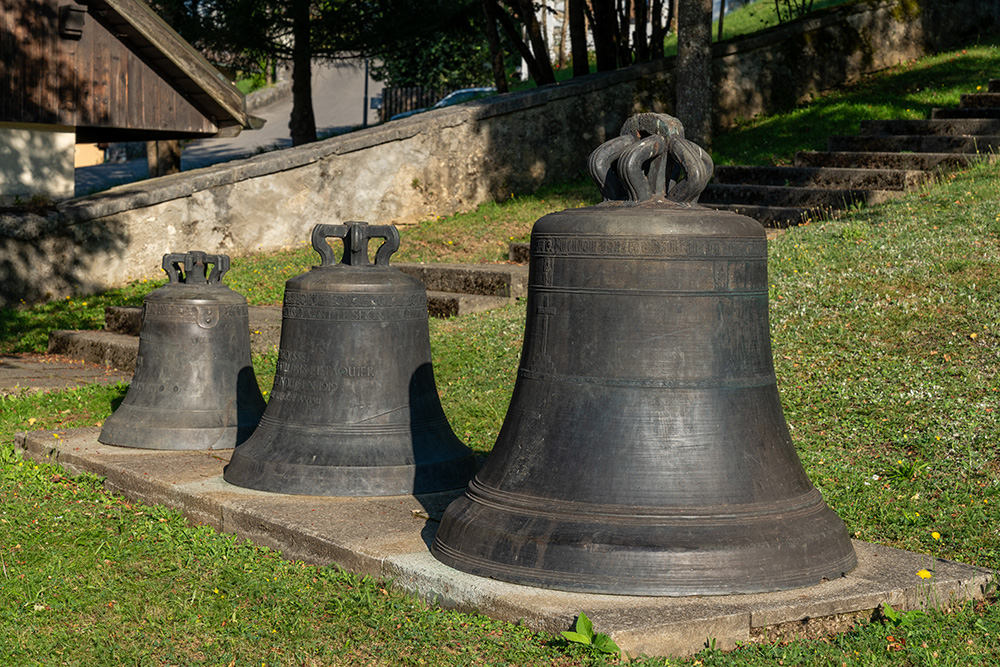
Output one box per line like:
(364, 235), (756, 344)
(0, 123), (76, 203)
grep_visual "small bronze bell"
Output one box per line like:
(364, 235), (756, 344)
(99, 251), (266, 450)
(223, 222), (477, 496)
(432, 114), (857, 595)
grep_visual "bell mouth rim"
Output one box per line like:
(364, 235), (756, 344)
(432, 533), (859, 597)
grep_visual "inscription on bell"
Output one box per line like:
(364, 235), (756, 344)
(272, 375), (339, 393)
(282, 305), (425, 321)
(338, 365), (375, 378)
(531, 234), (765, 259)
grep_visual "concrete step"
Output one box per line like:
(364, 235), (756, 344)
(702, 203), (823, 227)
(47, 330), (140, 372)
(960, 92), (1000, 108)
(104, 306), (142, 335)
(427, 291), (513, 318)
(794, 150), (990, 170)
(827, 134), (1000, 153)
(989, 79), (1000, 93)
(508, 243), (530, 264)
(713, 165), (927, 190)
(930, 106), (1000, 119)
(395, 263), (528, 298)
(858, 118), (1000, 136)
(700, 183), (900, 209)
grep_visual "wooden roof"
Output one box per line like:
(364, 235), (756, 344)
(89, 0), (254, 136)
(0, 0), (258, 140)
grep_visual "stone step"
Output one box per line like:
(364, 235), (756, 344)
(508, 243), (530, 264)
(47, 330), (140, 373)
(702, 203), (823, 227)
(426, 291), (513, 318)
(827, 134), (1000, 154)
(930, 107), (1000, 120)
(858, 118), (1000, 136)
(794, 150), (990, 170)
(701, 183), (900, 209)
(960, 92), (1000, 108)
(713, 165), (927, 190)
(990, 79), (1000, 93)
(395, 263), (528, 298)
(104, 306), (142, 335)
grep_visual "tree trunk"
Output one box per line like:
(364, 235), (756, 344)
(717, 0), (727, 41)
(568, 0), (589, 77)
(650, 0), (664, 58)
(675, 0), (713, 150)
(557, 3), (568, 68)
(146, 140), (181, 177)
(617, 0), (632, 67)
(515, 0), (556, 84)
(482, 0), (509, 92)
(634, 0), (649, 62)
(591, 0), (617, 72)
(289, 0), (316, 146)
(494, 4), (545, 83)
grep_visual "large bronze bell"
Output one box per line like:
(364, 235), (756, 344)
(223, 222), (477, 496)
(99, 251), (266, 450)
(432, 114), (857, 596)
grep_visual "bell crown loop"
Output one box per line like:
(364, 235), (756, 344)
(161, 251), (230, 285)
(311, 222), (400, 268)
(588, 113), (714, 204)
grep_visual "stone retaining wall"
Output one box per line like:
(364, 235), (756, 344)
(1, 0), (995, 307)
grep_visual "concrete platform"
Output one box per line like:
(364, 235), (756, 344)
(15, 427), (992, 659)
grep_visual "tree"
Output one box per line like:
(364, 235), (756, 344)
(675, 0), (713, 149)
(567, 0), (589, 77)
(482, 0), (556, 86)
(367, 0), (496, 90)
(150, 0), (369, 146)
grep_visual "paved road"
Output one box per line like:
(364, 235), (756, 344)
(75, 60), (383, 196)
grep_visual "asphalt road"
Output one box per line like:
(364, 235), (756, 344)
(75, 60), (384, 197)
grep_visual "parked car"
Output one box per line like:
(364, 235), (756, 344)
(390, 87), (497, 121)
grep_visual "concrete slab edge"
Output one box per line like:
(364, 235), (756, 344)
(13, 428), (995, 659)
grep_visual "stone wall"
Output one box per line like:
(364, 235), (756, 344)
(0, 123), (76, 203)
(1, 0), (995, 307)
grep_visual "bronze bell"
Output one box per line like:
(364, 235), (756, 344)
(432, 114), (857, 595)
(99, 251), (266, 450)
(223, 222), (478, 496)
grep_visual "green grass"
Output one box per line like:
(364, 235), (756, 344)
(713, 34), (1000, 165)
(3, 28), (1000, 667)
(3, 159), (999, 665)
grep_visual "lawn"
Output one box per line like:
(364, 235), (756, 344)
(2, 31), (1000, 667)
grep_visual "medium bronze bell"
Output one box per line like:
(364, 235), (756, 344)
(432, 114), (857, 596)
(99, 251), (266, 450)
(223, 222), (477, 496)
